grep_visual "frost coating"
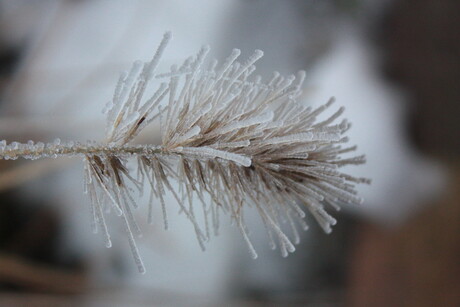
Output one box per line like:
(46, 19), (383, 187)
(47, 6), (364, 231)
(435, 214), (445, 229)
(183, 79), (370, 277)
(0, 32), (369, 273)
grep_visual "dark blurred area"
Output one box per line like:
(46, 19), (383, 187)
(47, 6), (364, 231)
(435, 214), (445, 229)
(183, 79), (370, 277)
(381, 0), (460, 156)
(0, 0), (459, 306)
(348, 1), (460, 305)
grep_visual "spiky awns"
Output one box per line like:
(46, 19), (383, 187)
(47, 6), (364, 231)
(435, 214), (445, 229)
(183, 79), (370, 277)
(0, 32), (369, 273)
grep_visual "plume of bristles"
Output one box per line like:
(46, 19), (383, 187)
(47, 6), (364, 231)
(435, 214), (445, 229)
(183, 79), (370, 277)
(0, 32), (369, 273)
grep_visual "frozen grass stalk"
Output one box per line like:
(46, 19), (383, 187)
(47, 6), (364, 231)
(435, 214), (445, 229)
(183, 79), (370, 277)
(0, 32), (370, 273)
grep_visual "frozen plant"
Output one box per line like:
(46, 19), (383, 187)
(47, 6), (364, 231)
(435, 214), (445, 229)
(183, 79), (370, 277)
(0, 32), (369, 273)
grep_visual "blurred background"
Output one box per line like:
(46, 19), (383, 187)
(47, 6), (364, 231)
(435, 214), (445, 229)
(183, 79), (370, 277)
(0, 0), (458, 306)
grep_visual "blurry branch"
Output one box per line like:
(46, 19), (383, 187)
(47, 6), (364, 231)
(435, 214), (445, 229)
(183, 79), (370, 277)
(0, 253), (86, 294)
(0, 158), (72, 193)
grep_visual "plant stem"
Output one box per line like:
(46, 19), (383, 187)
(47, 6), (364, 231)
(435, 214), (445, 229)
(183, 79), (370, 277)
(0, 141), (163, 160)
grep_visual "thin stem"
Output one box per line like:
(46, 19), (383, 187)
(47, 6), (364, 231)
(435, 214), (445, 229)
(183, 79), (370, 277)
(0, 142), (163, 160)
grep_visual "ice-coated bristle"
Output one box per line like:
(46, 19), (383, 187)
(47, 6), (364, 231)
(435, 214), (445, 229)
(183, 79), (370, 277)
(0, 32), (369, 271)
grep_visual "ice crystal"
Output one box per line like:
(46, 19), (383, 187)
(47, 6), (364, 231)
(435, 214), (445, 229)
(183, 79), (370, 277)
(0, 32), (369, 273)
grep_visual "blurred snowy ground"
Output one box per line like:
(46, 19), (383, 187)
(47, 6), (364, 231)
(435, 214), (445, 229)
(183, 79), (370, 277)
(0, 0), (446, 303)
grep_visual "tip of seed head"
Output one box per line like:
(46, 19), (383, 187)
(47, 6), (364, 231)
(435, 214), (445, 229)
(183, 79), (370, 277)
(327, 96), (336, 107)
(254, 49), (264, 57)
(232, 48), (241, 56)
(164, 31), (172, 40)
